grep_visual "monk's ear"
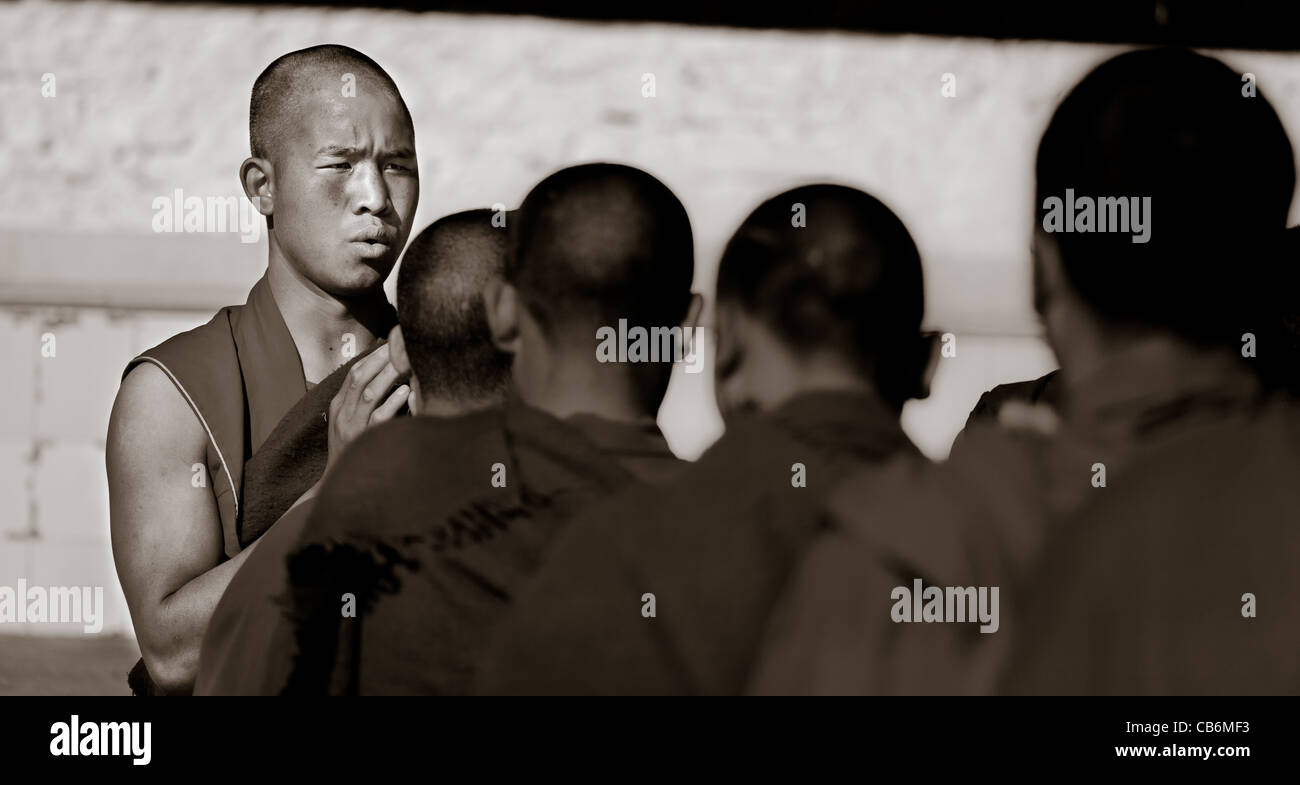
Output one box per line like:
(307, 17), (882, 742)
(483, 278), (521, 354)
(240, 157), (274, 218)
(914, 331), (942, 401)
(677, 292), (706, 367)
(679, 292), (704, 331)
(712, 300), (744, 383)
(387, 325), (420, 414)
(710, 300), (751, 419)
(387, 325), (411, 376)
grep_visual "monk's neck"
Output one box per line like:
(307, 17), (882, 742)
(521, 357), (653, 423)
(266, 259), (391, 384)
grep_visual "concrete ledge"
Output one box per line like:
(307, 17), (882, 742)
(1, 230), (265, 311)
(0, 229), (1045, 336)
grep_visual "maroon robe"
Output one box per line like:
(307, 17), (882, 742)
(119, 273), (393, 693)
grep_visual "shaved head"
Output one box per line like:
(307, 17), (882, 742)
(509, 163), (695, 412)
(398, 210), (512, 403)
(510, 163), (695, 337)
(1035, 47), (1294, 345)
(250, 44), (411, 164)
(718, 183), (927, 408)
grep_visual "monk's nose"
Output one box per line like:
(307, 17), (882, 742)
(351, 162), (389, 215)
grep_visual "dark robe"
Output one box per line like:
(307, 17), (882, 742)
(120, 273), (394, 694)
(747, 344), (1268, 695)
(1004, 393), (1300, 694)
(200, 400), (678, 695)
(193, 500), (316, 696)
(475, 390), (921, 695)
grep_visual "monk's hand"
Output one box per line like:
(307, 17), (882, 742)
(327, 344), (411, 469)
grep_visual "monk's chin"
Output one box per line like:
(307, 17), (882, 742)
(320, 264), (392, 299)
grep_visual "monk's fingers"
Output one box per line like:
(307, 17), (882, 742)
(360, 362), (400, 408)
(347, 343), (390, 387)
(340, 344), (391, 410)
(327, 383), (351, 438)
(369, 384), (411, 425)
(393, 363), (412, 386)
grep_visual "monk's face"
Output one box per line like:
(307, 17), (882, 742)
(270, 71), (418, 296)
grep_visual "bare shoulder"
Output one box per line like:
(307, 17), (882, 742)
(107, 362), (208, 478)
(108, 360), (223, 589)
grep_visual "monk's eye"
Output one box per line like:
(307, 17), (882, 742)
(385, 162), (412, 173)
(319, 162), (351, 171)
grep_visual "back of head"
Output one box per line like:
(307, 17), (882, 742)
(397, 210), (512, 405)
(509, 163), (695, 411)
(717, 183), (927, 409)
(1036, 47), (1295, 346)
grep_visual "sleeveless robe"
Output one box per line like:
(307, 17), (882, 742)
(120, 273), (394, 693)
(122, 274), (307, 558)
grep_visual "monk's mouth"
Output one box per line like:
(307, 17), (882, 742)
(351, 224), (398, 243)
(352, 239), (393, 258)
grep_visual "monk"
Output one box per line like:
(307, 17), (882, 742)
(748, 48), (1298, 696)
(279, 163), (701, 694)
(107, 45), (418, 695)
(194, 209), (512, 695)
(476, 184), (937, 695)
(999, 48), (1300, 694)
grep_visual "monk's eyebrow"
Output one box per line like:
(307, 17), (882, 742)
(313, 144), (415, 158)
(314, 145), (359, 157)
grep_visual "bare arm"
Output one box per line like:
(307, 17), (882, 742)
(108, 343), (406, 694)
(106, 363), (258, 695)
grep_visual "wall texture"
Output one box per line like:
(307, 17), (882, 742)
(2, 0), (1297, 641)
